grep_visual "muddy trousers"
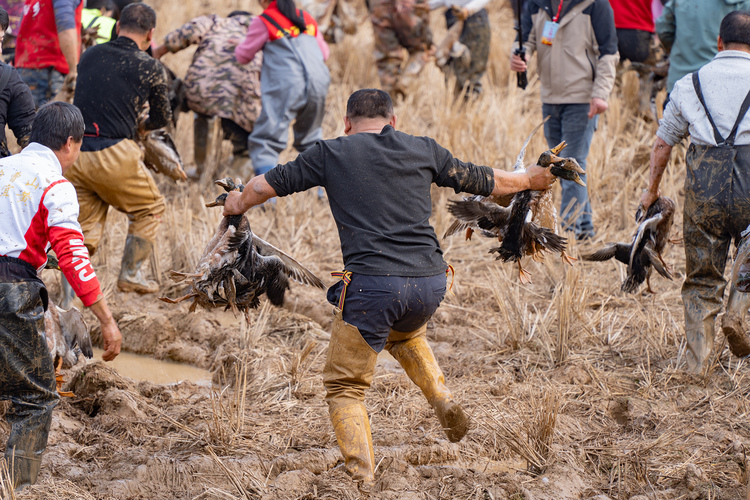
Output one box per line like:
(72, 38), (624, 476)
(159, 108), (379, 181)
(0, 264), (58, 490)
(682, 144), (750, 373)
(64, 139), (166, 255)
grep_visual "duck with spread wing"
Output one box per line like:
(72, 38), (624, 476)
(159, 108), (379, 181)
(160, 178), (325, 314)
(444, 119), (585, 282)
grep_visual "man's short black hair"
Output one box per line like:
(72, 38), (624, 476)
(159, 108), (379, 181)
(0, 6), (9, 32)
(720, 11), (750, 47)
(119, 2), (156, 34)
(346, 89), (394, 121)
(29, 102), (85, 151)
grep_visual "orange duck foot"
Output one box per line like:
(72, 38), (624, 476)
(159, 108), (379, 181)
(55, 358), (75, 398)
(561, 251), (578, 266)
(518, 262), (533, 284)
(465, 228), (474, 241)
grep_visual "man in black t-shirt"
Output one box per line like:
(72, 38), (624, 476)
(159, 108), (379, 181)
(63, 3), (170, 306)
(223, 89), (555, 483)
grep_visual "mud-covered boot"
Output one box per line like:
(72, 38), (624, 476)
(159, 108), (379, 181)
(117, 235), (158, 294)
(189, 114), (209, 181)
(323, 315), (378, 482)
(330, 403), (375, 483)
(5, 407), (54, 491)
(58, 276), (76, 310)
(387, 331), (469, 442)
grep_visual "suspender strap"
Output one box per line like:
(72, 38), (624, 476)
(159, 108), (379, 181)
(330, 270), (352, 312)
(692, 72), (726, 146)
(261, 13), (287, 37)
(726, 86), (750, 147)
(692, 71), (750, 147)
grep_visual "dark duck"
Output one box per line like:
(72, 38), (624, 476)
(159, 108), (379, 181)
(445, 120), (584, 283)
(161, 178), (325, 314)
(582, 196), (676, 293)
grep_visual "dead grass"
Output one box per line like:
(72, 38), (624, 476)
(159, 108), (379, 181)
(10, 0), (750, 499)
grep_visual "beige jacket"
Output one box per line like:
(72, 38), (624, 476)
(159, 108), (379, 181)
(512, 0), (618, 104)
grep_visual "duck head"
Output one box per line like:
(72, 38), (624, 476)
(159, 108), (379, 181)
(537, 141), (567, 168)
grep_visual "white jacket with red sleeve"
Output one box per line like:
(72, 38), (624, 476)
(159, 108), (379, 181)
(0, 142), (103, 306)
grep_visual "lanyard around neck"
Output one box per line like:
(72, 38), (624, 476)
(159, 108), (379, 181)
(552, 0), (564, 22)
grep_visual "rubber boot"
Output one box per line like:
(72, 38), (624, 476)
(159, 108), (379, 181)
(5, 407), (53, 491)
(189, 113), (209, 181)
(386, 328), (469, 442)
(330, 403), (375, 483)
(117, 235), (158, 294)
(58, 276), (76, 310)
(323, 314), (378, 482)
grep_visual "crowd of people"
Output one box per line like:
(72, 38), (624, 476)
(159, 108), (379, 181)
(0, 0), (749, 491)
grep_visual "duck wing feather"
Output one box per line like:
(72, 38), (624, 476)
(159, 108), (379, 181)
(251, 235), (325, 289)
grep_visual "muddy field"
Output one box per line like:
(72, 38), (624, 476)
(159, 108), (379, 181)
(3, 1), (750, 499)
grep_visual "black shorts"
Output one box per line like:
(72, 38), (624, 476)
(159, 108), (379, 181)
(327, 273), (447, 352)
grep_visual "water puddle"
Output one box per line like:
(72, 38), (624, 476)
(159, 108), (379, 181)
(91, 348), (212, 385)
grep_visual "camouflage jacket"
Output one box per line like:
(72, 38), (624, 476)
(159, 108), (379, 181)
(164, 14), (262, 133)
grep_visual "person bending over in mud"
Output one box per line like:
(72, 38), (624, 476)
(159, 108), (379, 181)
(222, 89), (555, 483)
(0, 102), (122, 491)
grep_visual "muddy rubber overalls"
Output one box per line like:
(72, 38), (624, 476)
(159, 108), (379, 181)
(249, 6), (330, 175)
(0, 257), (58, 489)
(682, 71), (750, 374)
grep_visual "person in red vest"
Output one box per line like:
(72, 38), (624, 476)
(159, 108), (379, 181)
(234, 0), (330, 179)
(15, 0), (82, 108)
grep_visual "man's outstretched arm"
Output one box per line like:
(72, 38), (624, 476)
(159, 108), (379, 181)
(490, 164), (555, 197)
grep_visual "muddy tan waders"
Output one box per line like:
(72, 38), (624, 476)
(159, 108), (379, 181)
(385, 325), (469, 443)
(323, 271), (469, 482)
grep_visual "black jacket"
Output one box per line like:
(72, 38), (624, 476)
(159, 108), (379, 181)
(0, 64), (35, 158)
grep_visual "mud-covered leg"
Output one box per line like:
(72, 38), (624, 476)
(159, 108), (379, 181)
(682, 200), (730, 375)
(323, 312), (378, 482)
(385, 325), (469, 443)
(0, 282), (59, 491)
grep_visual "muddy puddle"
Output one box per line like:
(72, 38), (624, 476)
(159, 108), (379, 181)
(90, 348), (212, 385)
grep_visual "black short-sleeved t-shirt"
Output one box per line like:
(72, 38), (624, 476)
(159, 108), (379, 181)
(265, 125), (495, 276)
(74, 37), (171, 152)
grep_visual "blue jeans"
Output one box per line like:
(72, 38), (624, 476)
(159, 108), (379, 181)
(327, 273), (447, 352)
(17, 67), (64, 108)
(542, 103), (598, 238)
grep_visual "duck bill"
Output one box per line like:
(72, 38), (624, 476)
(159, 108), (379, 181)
(550, 141), (567, 155)
(573, 176), (587, 187)
(566, 160), (586, 175)
(205, 201), (222, 208)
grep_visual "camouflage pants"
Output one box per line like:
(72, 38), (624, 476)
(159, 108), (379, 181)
(371, 0), (432, 97)
(0, 258), (58, 489)
(682, 144), (750, 374)
(445, 8), (490, 96)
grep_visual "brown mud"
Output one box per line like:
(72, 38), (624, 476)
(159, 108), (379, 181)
(4, 1), (750, 499)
